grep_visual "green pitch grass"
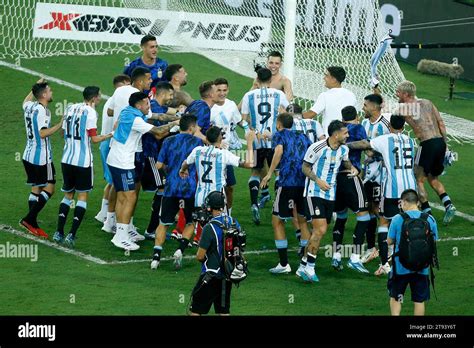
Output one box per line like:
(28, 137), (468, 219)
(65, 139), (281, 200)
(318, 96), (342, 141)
(0, 53), (473, 315)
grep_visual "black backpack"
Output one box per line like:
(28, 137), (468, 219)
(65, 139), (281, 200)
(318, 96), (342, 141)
(397, 212), (436, 272)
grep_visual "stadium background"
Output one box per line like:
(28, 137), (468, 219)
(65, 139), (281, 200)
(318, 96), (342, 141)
(0, 0), (473, 315)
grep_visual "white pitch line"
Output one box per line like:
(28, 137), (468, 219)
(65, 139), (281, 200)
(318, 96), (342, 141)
(0, 224), (108, 265)
(0, 60), (110, 99)
(430, 202), (474, 223)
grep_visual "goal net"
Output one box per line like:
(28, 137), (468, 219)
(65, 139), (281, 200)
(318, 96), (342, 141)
(2, 0), (404, 109)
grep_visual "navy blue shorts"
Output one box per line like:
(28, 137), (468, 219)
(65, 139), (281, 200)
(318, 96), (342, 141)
(387, 273), (430, 303)
(109, 165), (136, 192)
(226, 165), (236, 186)
(134, 151), (145, 183)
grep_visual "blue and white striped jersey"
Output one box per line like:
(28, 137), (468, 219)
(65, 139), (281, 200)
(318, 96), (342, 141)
(22, 101), (53, 165)
(210, 98), (242, 150)
(292, 118), (324, 143)
(61, 103), (98, 168)
(370, 133), (417, 199)
(361, 113), (390, 140)
(361, 113), (391, 184)
(241, 87), (289, 149)
(303, 139), (349, 201)
(186, 145), (241, 207)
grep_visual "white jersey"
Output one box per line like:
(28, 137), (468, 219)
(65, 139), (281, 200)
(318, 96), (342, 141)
(22, 101), (53, 165)
(303, 139), (349, 201)
(108, 84), (151, 152)
(107, 116), (153, 170)
(101, 98), (114, 135)
(61, 103), (98, 168)
(361, 113), (391, 185)
(211, 98), (242, 149)
(241, 87), (289, 149)
(370, 133), (417, 199)
(310, 87), (358, 135)
(186, 145), (241, 207)
(292, 118), (324, 143)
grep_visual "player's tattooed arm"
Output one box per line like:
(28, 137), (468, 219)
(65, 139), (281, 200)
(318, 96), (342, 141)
(149, 120), (180, 139)
(433, 104), (448, 143)
(347, 139), (371, 150)
(149, 113), (179, 122)
(343, 160), (359, 177)
(302, 162), (330, 191)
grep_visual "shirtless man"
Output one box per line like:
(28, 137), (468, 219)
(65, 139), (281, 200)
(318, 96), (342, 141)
(396, 80), (456, 224)
(164, 64), (194, 110)
(251, 51), (293, 102)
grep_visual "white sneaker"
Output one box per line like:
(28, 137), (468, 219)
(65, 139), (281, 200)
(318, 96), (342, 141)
(173, 249), (183, 270)
(296, 264), (305, 278)
(94, 211), (107, 223)
(128, 229), (145, 242)
(111, 237), (139, 251)
(269, 263), (292, 274)
(101, 222), (116, 234)
(374, 262), (391, 276)
(361, 247), (379, 264)
(150, 260), (160, 270)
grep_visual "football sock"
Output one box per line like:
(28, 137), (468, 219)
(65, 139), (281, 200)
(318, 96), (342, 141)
(300, 256), (307, 267)
(153, 245), (162, 261)
(421, 201), (432, 214)
(69, 200), (87, 237)
(176, 209), (186, 233)
(116, 223), (129, 241)
(295, 229), (301, 241)
(333, 211), (348, 250)
(275, 239), (288, 267)
(146, 191), (162, 233)
(56, 197), (73, 234)
(439, 192), (452, 209)
(194, 223), (203, 241)
(248, 176), (260, 206)
(354, 214), (370, 254)
(274, 176), (279, 193)
(28, 192), (39, 211)
(105, 212), (116, 225)
(377, 227), (389, 264)
(24, 190), (51, 226)
(298, 239), (308, 256)
(178, 238), (189, 253)
(99, 198), (108, 215)
(261, 187), (269, 197)
(366, 215), (377, 249)
(306, 252), (316, 269)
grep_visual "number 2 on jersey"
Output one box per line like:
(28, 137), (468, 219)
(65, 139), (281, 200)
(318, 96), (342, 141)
(201, 160), (213, 183)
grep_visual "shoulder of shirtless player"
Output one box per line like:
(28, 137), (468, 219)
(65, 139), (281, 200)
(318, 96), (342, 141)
(402, 99), (441, 142)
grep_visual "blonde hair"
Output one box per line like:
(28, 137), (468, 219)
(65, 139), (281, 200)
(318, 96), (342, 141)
(397, 80), (416, 97)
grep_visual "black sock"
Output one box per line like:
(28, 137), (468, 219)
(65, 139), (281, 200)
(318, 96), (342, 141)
(277, 248), (288, 267)
(179, 238), (189, 253)
(56, 199), (72, 234)
(295, 229), (301, 242)
(353, 219), (369, 254)
(69, 201), (86, 237)
(28, 192), (39, 211)
(439, 192), (452, 209)
(261, 187), (269, 197)
(248, 177), (260, 206)
(146, 192), (162, 233)
(153, 246), (162, 261)
(306, 253), (316, 265)
(332, 218), (347, 250)
(421, 201), (432, 214)
(24, 191), (52, 226)
(366, 216), (377, 249)
(378, 232), (389, 264)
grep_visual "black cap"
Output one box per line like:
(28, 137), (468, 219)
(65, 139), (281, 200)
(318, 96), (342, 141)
(205, 191), (226, 210)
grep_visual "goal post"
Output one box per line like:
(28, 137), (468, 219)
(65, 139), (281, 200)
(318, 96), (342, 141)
(0, 0), (405, 108)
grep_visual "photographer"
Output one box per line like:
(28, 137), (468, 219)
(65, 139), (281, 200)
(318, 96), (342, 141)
(189, 191), (245, 316)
